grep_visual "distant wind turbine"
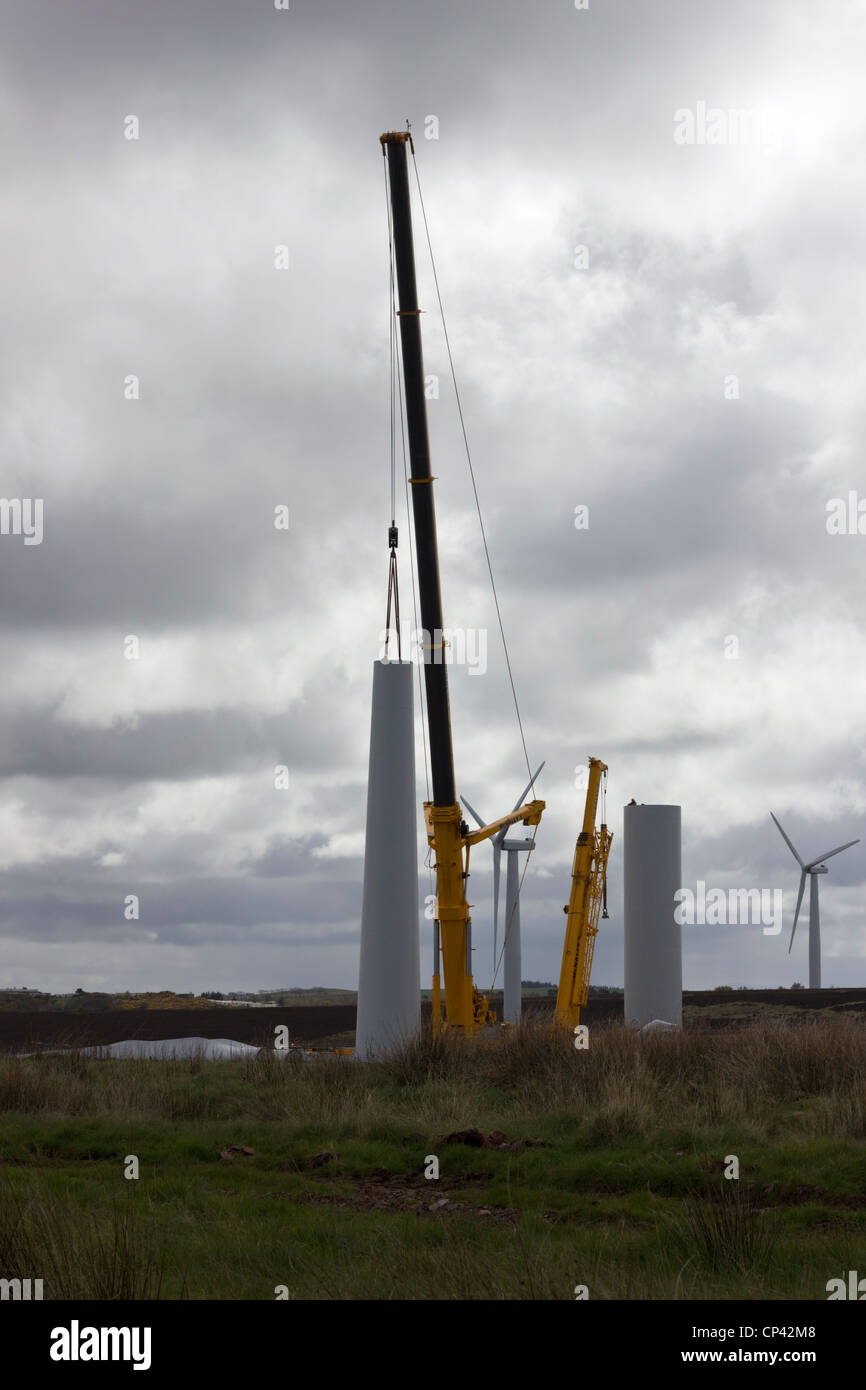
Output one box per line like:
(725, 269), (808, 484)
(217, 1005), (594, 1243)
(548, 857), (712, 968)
(770, 812), (859, 989)
(462, 762), (544, 1025)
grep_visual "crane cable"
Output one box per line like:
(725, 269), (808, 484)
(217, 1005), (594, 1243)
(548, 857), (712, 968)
(409, 145), (540, 996)
(409, 147), (534, 786)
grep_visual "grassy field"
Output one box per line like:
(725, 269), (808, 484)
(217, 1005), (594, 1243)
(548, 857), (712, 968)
(1, 1016), (865, 1300)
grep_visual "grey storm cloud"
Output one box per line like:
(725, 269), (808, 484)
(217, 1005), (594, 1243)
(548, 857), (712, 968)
(0, 703), (356, 781)
(1, 0), (864, 992)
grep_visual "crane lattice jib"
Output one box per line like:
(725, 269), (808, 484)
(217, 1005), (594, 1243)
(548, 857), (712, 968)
(555, 758), (613, 1031)
(573, 826), (614, 1009)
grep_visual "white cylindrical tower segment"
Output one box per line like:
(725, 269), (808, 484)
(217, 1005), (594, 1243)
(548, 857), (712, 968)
(503, 850), (522, 1025)
(355, 660), (421, 1059)
(623, 803), (682, 1028)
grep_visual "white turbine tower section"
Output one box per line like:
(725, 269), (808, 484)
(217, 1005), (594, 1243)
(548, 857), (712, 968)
(770, 812), (859, 989)
(355, 661), (420, 1059)
(624, 804), (682, 1028)
(462, 763), (544, 1025)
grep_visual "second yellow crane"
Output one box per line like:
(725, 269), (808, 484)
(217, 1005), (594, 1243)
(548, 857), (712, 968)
(555, 757), (613, 1032)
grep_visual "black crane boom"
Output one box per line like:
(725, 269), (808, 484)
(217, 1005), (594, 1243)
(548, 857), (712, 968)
(381, 131), (456, 810)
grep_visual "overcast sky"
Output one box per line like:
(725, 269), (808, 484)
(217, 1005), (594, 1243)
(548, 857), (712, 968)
(1, 0), (865, 996)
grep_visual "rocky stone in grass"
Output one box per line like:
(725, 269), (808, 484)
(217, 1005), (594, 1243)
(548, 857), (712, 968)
(439, 1128), (486, 1147)
(308, 1149), (337, 1168)
(438, 1127), (552, 1151)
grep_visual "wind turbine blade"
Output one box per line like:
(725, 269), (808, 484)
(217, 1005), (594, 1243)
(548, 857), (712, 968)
(771, 812), (804, 868)
(510, 761), (546, 815)
(492, 844), (501, 971)
(788, 870), (807, 954)
(495, 762), (546, 846)
(805, 838), (860, 870)
(460, 795), (486, 830)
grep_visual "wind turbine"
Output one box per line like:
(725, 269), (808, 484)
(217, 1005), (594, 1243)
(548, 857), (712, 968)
(770, 812), (859, 989)
(462, 762), (544, 1024)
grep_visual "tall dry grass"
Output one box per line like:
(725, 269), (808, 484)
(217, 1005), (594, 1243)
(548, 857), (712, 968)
(0, 1014), (863, 1140)
(0, 1182), (170, 1299)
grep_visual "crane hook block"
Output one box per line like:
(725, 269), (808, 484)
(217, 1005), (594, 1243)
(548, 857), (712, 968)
(388, 525), (398, 549)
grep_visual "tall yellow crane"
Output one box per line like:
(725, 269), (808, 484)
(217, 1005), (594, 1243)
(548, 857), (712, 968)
(381, 129), (544, 1036)
(555, 757), (613, 1031)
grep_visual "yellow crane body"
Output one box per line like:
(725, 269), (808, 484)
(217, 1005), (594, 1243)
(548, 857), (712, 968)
(555, 757), (613, 1031)
(426, 797), (545, 1035)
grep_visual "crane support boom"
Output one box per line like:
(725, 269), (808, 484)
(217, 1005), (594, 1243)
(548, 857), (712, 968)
(555, 758), (613, 1031)
(381, 130), (545, 1034)
(381, 131), (455, 808)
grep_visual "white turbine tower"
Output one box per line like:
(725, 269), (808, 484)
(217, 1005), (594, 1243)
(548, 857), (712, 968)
(770, 812), (859, 989)
(462, 763), (544, 1025)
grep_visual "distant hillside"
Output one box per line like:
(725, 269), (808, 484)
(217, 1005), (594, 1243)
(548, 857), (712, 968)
(250, 988), (358, 1006)
(0, 990), (226, 1013)
(0, 987), (361, 1012)
(0, 983), (626, 1012)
